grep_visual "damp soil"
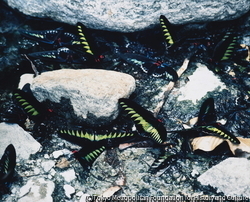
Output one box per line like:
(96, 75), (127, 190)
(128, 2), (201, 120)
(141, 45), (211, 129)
(0, 1), (250, 201)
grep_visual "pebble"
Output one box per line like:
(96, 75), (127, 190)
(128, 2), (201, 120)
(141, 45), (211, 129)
(63, 184), (75, 198)
(41, 160), (55, 172)
(60, 169), (77, 183)
(52, 149), (72, 159)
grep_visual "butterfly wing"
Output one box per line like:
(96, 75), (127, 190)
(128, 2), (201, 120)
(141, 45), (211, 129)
(159, 15), (175, 48)
(76, 22), (95, 56)
(58, 129), (137, 147)
(13, 89), (50, 122)
(119, 98), (167, 144)
(28, 47), (87, 63)
(150, 62), (178, 81)
(211, 28), (238, 63)
(74, 145), (106, 168)
(196, 98), (217, 126)
(21, 28), (64, 45)
(193, 124), (240, 144)
(0, 144), (16, 183)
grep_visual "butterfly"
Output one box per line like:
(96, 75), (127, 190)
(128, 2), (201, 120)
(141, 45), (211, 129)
(119, 53), (178, 81)
(58, 129), (137, 147)
(0, 144), (16, 194)
(210, 28), (238, 66)
(21, 27), (80, 47)
(76, 22), (105, 63)
(191, 98), (240, 144)
(119, 98), (167, 144)
(28, 47), (89, 64)
(13, 89), (53, 122)
(74, 145), (106, 169)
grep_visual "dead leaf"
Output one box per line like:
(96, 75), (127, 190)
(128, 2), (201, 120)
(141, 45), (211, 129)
(190, 136), (250, 158)
(55, 157), (71, 168)
(191, 136), (224, 152)
(101, 186), (121, 197)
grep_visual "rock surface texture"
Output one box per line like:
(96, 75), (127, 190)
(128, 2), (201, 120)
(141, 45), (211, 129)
(30, 69), (136, 126)
(4, 0), (250, 32)
(198, 157), (250, 198)
(0, 122), (41, 161)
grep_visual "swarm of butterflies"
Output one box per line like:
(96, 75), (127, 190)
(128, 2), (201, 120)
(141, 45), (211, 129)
(1, 15), (250, 195)
(20, 15), (250, 82)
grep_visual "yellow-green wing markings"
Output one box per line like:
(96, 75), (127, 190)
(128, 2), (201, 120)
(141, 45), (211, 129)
(160, 15), (175, 47)
(196, 125), (240, 144)
(221, 30), (238, 60)
(76, 22), (94, 55)
(0, 144), (16, 183)
(84, 146), (106, 163)
(119, 98), (166, 144)
(13, 91), (40, 116)
(59, 129), (135, 142)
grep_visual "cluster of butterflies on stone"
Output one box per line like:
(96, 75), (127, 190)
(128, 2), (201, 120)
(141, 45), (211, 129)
(20, 15), (250, 81)
(0, 85), (242, 194)
(1, 15), (249, 194)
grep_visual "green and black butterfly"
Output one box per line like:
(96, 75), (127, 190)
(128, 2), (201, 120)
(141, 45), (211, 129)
(149, 152), (178, 175)
(159, 15), (176, 49)
(13, 89), (53, 122)
(119, 98), (167, 144)
(76, 22), (104, 62)
(0, 144), (16, 194)
(211, 28), (238, 66)
(191, 98), (240, 144)
(58, 129), (137, 147)
(74, 145), (106, 169)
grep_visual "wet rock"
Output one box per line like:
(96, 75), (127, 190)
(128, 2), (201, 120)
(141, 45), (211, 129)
(60, 169), (77, 183)
(4, 0), (250, 32)
(41, 160), (55, 172)
(0, 122), (41, 160)
(30, 69), (136, 126)
(63, 184), (75, 199)
(18, 177), (55, 202)
(198, 157), (250, 197)
(176, 63), (226, 104)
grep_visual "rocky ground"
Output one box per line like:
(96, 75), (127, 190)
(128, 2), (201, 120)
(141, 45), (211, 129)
(0, 2), (250, 202)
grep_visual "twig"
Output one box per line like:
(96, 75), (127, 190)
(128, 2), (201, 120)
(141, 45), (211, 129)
(23, 54), (39, 76)
(153, 57), (191, 116)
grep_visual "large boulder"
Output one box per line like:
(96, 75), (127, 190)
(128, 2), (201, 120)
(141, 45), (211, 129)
(30, 69), (136, 126)
(4, 0), (250, 32)
(198, 157), (250, 198)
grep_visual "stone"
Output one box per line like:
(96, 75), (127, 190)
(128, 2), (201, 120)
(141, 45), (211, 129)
(41, 160), (55, 172)
(197, 157), (250, 197)
(60, 169), (77, 183)
(63, 184), (75, 198)
(4, 0), (250, 32)
(177, 63), (226, 104)
(30, 69), (136, 126)
(0, 122), (41, 161)
(18, 178), (55, 202)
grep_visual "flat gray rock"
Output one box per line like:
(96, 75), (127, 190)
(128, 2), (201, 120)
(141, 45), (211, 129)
(30, 69), (136, 126)
(18, 177), (55, 202)
(198, 157), (250, 198)
(4, 0), (250, 32)
(0, 122), (41, 161)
